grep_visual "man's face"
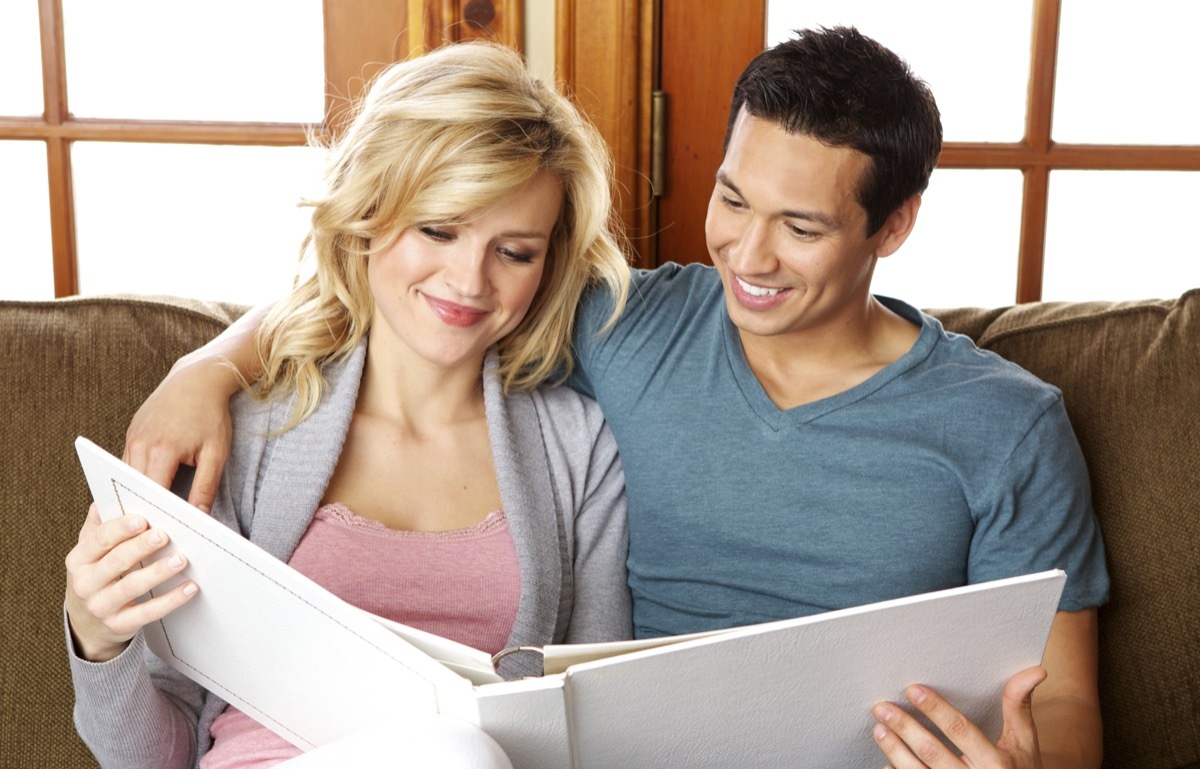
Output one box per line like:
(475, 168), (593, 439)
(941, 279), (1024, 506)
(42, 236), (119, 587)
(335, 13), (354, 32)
(706, 109), (897, 345)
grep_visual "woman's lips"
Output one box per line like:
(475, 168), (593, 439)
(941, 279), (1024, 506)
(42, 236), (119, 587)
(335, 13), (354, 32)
(424, 295), (488, 327)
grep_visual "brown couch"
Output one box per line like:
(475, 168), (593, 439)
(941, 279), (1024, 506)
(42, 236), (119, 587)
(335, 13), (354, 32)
(2, 292), (1197, 769)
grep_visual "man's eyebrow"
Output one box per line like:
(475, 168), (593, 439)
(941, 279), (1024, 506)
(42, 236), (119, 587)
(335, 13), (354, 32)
(715, 170), (839, 229)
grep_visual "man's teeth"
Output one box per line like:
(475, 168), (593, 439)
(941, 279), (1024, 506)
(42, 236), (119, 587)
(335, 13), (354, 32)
(737, 276), (783, 297)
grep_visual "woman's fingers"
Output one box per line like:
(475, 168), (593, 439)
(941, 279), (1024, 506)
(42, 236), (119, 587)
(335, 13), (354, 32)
(65, 506), (199, 661)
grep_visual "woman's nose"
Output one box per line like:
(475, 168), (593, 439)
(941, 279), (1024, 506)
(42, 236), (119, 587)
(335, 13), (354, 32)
(444, 247), (489, 298)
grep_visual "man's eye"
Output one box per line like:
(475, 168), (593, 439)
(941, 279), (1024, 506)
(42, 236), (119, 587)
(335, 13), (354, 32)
(719, 193), (745, 210)
(419, 226), (454, 242)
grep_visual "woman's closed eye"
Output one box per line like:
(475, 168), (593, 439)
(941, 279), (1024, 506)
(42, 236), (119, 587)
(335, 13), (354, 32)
(498, 246), (536, 264)
(418, 225), (455, 242)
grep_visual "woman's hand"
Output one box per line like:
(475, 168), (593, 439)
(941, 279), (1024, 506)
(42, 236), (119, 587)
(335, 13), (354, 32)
(64, 504), (199, 662)
(123, 352), (238, 513)
(871, 666), (1046, 769)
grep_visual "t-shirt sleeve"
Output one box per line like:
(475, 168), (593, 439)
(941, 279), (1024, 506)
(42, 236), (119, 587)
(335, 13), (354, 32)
(568, 268), (662, 399)
(968, 396), (1111, 611)
(566, 283), (615, 399)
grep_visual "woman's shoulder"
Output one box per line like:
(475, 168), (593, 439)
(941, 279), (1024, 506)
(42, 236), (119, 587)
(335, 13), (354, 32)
(528, 380), (605, 423)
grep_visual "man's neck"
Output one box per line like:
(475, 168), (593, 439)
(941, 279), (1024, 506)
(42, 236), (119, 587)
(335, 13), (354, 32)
(738, 297), (920, 411)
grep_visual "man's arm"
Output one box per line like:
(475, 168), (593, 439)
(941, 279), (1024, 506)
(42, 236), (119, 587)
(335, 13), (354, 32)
(124, 303), (271, 512)
(872, 608), (1102, 769)
(1030, 608), (1102, 768)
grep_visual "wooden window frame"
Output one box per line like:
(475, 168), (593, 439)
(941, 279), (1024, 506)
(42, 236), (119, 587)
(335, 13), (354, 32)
(557, 0), (1200, 301)
(1, 0), (521, 298)
(940, 0), (1200, 301)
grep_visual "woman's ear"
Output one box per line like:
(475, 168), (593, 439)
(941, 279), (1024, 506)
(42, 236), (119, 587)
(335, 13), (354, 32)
(875, 193), (922, 259)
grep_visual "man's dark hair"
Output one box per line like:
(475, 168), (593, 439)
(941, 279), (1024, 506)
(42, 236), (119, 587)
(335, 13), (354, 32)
(725, 26), (943, 236)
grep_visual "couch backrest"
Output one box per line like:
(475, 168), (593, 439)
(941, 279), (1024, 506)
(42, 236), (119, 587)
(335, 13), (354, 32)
(0, 296), (246, 768)
(2, 291), (1197, 769)
(937, 290), (1200, 769)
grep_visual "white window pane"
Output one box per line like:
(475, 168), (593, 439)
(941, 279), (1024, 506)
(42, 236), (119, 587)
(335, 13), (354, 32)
(1055, 1), (1200, 145)
(873, 169), (1022, 310)
(63, 0), (325, 122)
(765, 0), (1032, 142)
(0, 2), (44, 116)
(72, 142), (328, 305)
(0, 141), (54, 300)
(1043, 171), (1199, 302)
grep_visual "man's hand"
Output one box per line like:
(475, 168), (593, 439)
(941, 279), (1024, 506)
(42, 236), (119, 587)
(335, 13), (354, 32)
(123, 354), (235, 513)
(123, 302), (270, 512)
(872, 666), (1046, 769)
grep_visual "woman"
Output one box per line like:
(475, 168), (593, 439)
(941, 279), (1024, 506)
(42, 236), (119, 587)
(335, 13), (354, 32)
(64, 41), (632, 769)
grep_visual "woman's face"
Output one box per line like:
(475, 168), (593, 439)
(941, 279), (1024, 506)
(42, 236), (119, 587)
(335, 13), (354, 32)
(367, 171), (563, 374)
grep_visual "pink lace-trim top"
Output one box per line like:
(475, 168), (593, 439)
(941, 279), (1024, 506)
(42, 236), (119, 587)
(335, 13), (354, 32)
(201, 502), (521, 768)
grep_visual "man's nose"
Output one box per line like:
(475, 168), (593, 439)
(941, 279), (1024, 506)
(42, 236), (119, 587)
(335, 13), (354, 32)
(725, 217), (775, 275)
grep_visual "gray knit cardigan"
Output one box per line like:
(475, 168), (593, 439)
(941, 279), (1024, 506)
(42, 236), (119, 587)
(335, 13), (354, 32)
(68, 342), (632, 769)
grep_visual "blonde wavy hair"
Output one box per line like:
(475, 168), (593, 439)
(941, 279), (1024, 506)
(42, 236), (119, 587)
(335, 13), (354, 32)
(253, 41), (630, 426)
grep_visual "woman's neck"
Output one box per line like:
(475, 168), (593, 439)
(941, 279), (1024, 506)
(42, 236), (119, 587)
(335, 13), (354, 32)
(357, 348), (488, 432)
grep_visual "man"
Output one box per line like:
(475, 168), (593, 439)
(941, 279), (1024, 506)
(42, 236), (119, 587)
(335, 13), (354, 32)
(565, 27), (1107, 768)
(125, 27), (1108, 768)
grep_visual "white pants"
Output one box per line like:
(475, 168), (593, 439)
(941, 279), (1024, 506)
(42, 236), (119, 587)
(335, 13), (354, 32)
(275, 716), (514, 769)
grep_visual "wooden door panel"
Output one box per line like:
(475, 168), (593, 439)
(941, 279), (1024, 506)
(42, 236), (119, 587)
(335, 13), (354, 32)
(657, 0), (764, 267)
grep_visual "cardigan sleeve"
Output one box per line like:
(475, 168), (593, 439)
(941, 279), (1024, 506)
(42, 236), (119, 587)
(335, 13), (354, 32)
(535, 386), (633, 644)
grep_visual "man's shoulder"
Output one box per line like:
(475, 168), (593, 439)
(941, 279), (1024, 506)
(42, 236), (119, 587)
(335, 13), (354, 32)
(904, 322), (1066, 432)
(629, 261), (721, 295)
(575, 262), (724, 355)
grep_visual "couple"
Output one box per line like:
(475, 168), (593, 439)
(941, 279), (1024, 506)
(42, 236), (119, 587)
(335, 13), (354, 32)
(65, 26), (1108, 769)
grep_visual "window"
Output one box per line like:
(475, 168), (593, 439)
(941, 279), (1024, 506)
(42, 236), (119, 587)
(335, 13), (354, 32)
(1, 1), (520, 303)
(766, 0), (1200, 305)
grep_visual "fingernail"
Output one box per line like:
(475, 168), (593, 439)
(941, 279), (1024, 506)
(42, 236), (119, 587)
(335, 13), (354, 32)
(148, 530), (166, 545)
(873, 722), (888, 741)
(125, 516), (143, 532)
(168, 553), (185, 569)
(873, 703), (893, 722)
(908, 685), (927, 705)
(182, 582), (198, 596)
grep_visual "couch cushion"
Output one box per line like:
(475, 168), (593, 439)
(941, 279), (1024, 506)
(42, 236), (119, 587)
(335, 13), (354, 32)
(0, 295), (246, 769)
(934, 289), (1200, 769)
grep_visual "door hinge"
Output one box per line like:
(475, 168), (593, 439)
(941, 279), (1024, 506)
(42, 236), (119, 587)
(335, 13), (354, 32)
(650, 90), (667, 198)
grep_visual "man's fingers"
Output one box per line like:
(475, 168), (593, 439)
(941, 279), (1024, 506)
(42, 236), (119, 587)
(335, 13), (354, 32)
(141, 446), (183, 494)
(903, 684), (994, 758)
(872, 700), (961, 768)
(996, 666), (1046, 756)
(187, 447), (227, 514)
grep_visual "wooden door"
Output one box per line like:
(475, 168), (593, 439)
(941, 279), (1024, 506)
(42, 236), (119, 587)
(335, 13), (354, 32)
(655, 0), (764, 267)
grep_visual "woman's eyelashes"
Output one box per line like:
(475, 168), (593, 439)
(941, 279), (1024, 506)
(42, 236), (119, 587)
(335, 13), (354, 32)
(417, 225), (537, 264)
(498, 246), (536, 264)
(418, 225), (455, 242)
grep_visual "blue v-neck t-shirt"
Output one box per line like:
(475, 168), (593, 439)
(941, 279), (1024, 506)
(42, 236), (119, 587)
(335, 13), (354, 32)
(569, 263), (1109, 639)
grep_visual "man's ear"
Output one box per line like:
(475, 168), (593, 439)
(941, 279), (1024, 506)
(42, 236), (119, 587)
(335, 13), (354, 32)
(875, 193), (922, 259)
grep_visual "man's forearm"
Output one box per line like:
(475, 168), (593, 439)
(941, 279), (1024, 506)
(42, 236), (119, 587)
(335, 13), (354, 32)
(173, 302), (271, 391)
(1033, 695), (1103, 769)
